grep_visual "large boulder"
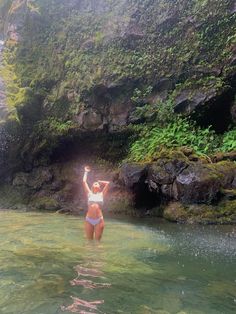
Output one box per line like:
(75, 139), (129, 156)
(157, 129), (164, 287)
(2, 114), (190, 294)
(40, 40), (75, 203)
(174, 163), (224, 204)
(76, 109), (104, 130)
(211, 161), (236, 188)
(120, 163), (147, 188)
(147, 158), (188, 188)
(120, 158), (236, 205)
(109, 102), (133, 130)
(173, 161), (236, 204)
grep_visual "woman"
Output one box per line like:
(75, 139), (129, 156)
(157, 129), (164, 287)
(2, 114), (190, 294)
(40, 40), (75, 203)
(83, 166), (110, 241)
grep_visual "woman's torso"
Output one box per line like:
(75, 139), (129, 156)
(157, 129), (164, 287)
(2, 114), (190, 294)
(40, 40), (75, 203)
(87, 192), (103, 218)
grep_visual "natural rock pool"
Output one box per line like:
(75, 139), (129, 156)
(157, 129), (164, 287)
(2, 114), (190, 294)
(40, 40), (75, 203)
(0, 210), (235, 314)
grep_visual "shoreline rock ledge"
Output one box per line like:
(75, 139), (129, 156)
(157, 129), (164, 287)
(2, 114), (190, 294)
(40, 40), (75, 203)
(119, 153), (236, 224)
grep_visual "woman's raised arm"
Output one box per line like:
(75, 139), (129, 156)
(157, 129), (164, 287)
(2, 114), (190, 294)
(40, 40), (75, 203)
(98, 180), (110, 196)
(83, 166), (91, 194)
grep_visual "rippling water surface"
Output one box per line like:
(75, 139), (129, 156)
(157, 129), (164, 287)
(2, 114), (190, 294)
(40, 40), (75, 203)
(0, 210), (235, 314)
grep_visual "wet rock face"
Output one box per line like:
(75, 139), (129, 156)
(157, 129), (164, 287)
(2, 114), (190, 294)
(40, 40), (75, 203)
(0, 0), (234, 176)
(174, 164), (223, 203)
(3, 156), (236, 223)
(120, 163), (147, 188)
(78, 80), (135, 131)
(148, 159), (188, 186)
(13, 167), (53, 191)
(75, 100), (133, 132)
(120, 162), (160, 210)
(174, 89), (209, 114)
(120, 158), (236, 207)
(8, 161), (135, 213)
(76, 110), (104, 131)
(2, 0), (235, 131)
(231, 103), (236, 123)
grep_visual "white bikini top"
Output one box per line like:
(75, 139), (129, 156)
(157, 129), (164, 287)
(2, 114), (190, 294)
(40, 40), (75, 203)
(88, 192), (104, 205)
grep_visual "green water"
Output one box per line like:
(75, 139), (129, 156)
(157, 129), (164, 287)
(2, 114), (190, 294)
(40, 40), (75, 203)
(0, 210), (235, 314)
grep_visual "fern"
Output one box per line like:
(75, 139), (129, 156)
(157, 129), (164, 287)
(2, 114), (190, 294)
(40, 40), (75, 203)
(129, 117), (218, 161)
(221, 129), (236, 152)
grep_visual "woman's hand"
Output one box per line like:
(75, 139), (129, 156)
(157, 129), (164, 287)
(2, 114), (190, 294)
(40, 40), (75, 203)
(84, 166), (91, 172)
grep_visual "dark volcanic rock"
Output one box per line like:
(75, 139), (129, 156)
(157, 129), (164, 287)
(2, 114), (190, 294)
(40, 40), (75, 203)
(120, 163), (147, 188)
(147, 159), (188, 186)
(232, 176), (236, 189)
(13, 167), (53, 191)
(231, 103), (236, 123)
(211, 161), (236, 188)
(174, 164), (223, 204)
(120, 158), (236, 206)
(174, 89), (208, 113)
(77, 110), (104, 130)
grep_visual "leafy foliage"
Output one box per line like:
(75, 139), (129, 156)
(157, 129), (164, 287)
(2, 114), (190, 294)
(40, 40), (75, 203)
(129, 117), (218, 161)
(131, 98), (175, 125)
(37, 118), (74, 137)
(220, 129), (236, 152)
(128, 98), (236, 162)
(131, 86), (153, 104)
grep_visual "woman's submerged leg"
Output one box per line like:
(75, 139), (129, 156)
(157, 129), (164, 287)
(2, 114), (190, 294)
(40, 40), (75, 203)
(94, 219), (105, 241)
(85, 221), (94, 240)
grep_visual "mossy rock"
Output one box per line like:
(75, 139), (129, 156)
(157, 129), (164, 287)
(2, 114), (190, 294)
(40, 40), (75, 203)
(220, 189), (236, 200)
(175, 163), (226, 204)
(211, 151), (236, 162)
(0, 184), (30, 209)
(210, 161), (236, 188)
(163, 200), (236, 224)
(153, 149), (189, 163)
(106, 191), (135, 215)
(30, 196), (60, 211)
(163, 202), (189, 223)
(148, 156), (189, 186)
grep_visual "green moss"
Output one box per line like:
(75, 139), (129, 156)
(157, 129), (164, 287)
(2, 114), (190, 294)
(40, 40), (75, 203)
(153, 149), (189, 162)
(3, 0), (235, 108)
(0, 0), (235, 168)
(0, 48), (24, 115)
(163, 200), (236, 224)
(0, 184), (30, 209)
(221, 189), (236, 200)
(108, 198), (135, 215)
(170, 76), (227, 101)
(30, 196), (60, 211)
(163, 202), (188, 223)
